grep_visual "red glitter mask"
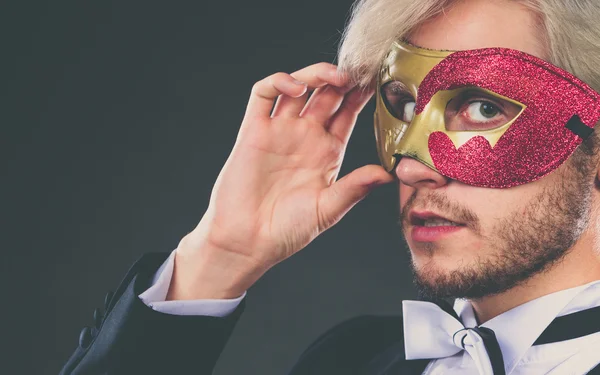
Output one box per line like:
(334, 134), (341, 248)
(375, 41), (600, 188)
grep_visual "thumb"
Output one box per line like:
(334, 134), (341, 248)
(317, 164), (394, 230)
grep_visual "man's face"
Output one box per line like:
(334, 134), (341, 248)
(397, 0), (597, 299)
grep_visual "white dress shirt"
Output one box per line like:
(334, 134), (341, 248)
(139, 250), (600, 374)
(419, 282), (600, 374)
(138, 249), (245, 317)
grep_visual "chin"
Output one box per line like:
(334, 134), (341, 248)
(412, 252), (470, 279)
(409, 240), (481, 268)
(408, 244), (497, 299)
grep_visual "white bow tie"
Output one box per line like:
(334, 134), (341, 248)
(402, 300), (506, 375)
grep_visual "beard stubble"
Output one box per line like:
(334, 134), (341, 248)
(400, 156), (594, 300)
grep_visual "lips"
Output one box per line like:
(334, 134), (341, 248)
(408, 211), (465, 226)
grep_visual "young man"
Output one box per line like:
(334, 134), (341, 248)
(61, 0), (600, 374)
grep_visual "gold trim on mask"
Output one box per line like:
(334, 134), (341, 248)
(375, 41), (527, 173)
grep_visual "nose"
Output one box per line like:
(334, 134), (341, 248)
(395, 156), (450, 189)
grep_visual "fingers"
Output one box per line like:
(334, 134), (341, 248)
(243, 63), (369, 143)
(245, 73), (308, 120)
(290, 62), (348, 89)
(299, 85), (346, 124)
(327, 86), (374, 143)
(270, 63), (349, 118)
(271, 91), (309, 118)
(317, 165), (394, 230)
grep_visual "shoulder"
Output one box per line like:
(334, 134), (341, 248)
(288, 314), (405, 375)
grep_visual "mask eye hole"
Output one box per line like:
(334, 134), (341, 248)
(381, 81), (416, 123)
(445, 89), (522, 131)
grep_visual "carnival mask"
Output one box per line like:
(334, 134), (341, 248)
(374, 41), (600, 188)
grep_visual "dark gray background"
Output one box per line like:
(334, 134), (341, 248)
(5, 1), (417, 374)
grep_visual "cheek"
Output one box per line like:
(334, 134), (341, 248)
(459, 186), (541, 229)
(399, 183), (414, 209)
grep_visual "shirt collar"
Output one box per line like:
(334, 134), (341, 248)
(453, 280), (600, 374)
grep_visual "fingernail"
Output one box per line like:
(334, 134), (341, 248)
(293, 79), (307, 86)
(286, 79), (307, 97)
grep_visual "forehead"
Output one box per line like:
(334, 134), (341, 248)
(407, 0), (546, 60)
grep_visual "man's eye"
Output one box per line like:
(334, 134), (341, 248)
(387, 99), (416, 123)
(445, 91), (522, 131)
(381, 81), (415, 123)
(465, 101), (500, 122)
(402, 101), (416, 122)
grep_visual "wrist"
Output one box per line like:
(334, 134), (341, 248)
(166, 235), (266, 300)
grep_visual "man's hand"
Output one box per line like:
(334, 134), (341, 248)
(167, 63), (394, 300)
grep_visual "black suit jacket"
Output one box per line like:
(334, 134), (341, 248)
(60, 253), (431, 375)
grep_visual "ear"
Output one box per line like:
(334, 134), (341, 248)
(576, 133), (600, 182)
(592, 149), (600, 190)
(591, 136), (600, 185)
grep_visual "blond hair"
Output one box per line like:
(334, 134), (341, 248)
(338, 0), (600, 93)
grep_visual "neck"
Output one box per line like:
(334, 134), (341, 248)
(469, 229), (600, 323)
